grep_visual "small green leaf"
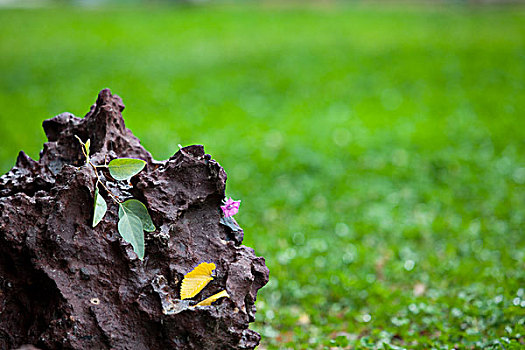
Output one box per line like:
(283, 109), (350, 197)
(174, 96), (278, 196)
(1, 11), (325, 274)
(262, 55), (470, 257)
(108, 158), (146, 181)
(85, 139), (91, 157)
(92, 187), (107, 228)
(118, 206), (145, 260)
(220, 216), (242, 232)
(119, 199), (155, 232)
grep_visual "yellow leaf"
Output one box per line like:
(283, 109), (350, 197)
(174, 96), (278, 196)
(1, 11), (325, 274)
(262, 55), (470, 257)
(195, 290), (230, 307)
(180, 262), (216, 300)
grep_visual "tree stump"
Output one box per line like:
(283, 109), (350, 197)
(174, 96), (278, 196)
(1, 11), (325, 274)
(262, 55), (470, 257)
(0, 89), (269, 350)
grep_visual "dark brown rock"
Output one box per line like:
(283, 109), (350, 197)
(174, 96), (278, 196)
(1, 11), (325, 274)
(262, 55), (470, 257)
(0, 89), (269, 350)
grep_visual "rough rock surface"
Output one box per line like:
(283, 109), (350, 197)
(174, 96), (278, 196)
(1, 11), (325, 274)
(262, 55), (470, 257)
(0, 89), (269, 350)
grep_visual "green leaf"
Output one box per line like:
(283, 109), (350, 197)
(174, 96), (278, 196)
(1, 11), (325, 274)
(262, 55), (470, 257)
(220, 216), (242, 232)
(84, 139), (91, 157)
(108, 158), (146, 181)
(118, 205), (145, 260)
(119, 199), (155, 232)
(92, 186), (107, 228)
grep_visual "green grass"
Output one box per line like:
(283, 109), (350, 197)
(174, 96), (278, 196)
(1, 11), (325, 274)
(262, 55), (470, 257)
(1, 4), (525, 349)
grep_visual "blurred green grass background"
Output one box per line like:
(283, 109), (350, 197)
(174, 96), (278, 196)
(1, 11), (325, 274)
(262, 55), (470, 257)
(1, 4), (525, 348)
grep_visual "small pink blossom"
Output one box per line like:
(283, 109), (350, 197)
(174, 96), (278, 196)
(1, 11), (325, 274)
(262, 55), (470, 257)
(221, 197), (241, 217)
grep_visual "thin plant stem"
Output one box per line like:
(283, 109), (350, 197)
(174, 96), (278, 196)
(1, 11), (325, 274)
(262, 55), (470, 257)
(89, 161), (120, 205)
(75, 135), (121, 205)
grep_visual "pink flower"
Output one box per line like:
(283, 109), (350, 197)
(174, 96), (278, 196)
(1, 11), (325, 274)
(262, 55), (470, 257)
(221, 197), (241, 217)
